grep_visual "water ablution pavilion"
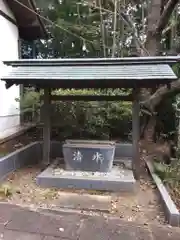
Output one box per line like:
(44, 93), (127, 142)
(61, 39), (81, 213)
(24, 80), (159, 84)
(1, 56), (179, 192)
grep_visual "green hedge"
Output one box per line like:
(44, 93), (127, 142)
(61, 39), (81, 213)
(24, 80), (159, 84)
(17, 88), (132, 140)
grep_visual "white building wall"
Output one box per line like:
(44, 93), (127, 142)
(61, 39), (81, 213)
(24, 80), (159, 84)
(0, 0), (20, 134)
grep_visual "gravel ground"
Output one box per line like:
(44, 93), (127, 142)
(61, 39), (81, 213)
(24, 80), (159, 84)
(0, 164), (166, 226)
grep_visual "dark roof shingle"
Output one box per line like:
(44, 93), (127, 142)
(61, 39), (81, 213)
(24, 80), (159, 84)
(1, 57), (178, 89)
(2, 64), (176, 80)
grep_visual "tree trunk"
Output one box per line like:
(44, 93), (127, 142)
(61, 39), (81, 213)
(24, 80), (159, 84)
(144, 116), (156, 142)
(141, 0), (162, 143)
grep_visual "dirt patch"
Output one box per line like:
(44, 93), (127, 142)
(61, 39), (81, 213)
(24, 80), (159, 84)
(0, 163), (166, 226)
(112, 177), (165, 225)
(0, 137), (166, 226)
(110, 155), (166, 225)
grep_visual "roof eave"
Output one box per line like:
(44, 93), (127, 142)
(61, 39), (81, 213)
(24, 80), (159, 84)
(29, 0), (47, 39)
(1, 77), (177, 90)
(6, 0), (48, 40)
(3, 56), (180, 67)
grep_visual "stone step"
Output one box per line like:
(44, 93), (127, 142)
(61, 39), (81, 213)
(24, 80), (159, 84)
(50, 192), (112, 213)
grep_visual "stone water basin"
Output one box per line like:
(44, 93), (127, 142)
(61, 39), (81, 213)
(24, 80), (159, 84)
(63, 142), (115, 172)
(65, 139), (115, 145)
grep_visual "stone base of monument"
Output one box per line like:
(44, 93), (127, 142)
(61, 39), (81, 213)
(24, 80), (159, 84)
(36, 162), (136, 192)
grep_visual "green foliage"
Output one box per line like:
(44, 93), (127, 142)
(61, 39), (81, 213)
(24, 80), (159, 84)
(0, 184), (12, 197)
(19, 88), (132, 140)
(16, 88), (41, 113)
(153, 159), (180, 188)
(35, 0), (147, 58)
(20, 0), (180, 141)
(153, 161), (172, 181)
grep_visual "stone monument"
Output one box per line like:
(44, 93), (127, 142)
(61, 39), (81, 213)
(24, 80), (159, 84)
(63, 140), (116, 172)
(36, 139), (136, 192)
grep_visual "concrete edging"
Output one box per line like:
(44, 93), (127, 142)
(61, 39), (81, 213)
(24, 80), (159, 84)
(146, 160), (180, 227)
(0, 142), (42, 181)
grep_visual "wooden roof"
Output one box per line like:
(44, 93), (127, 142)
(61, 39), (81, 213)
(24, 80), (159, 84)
(1, 57), (178, 89)
(5, 0), (47, 40)
(4, 56), (180, 66)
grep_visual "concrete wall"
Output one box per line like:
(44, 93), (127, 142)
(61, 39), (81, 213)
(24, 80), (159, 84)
(0, 141), (133, 181)
(0, 0), (20, 134)
(0, 142), (41, 180)
(115, 143), (133, 158)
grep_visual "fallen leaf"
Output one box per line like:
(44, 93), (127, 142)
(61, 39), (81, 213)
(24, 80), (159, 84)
(127, 217), (133, 222)
(59, 228), (64, 232)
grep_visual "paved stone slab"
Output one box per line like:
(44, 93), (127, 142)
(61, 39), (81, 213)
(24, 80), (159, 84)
(6, 210), (42, 233)
(151, 225), (180, 240)
(43, 237), (69, 240)
(6, 208), (87, 239)
(2, 230), (43, 240)
(0, 224), (5, 232)
(0, 204), (20, 224)
(54, 192), (111, 212)
(37, 215), (84, 239)
(78, 217), (152, 240)
(3, 203), (180, 240)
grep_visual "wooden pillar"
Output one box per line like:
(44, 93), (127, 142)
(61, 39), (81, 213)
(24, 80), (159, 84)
(32, 41), (36, 59)
(132, 88), (140, 180)
(18, 38), (24, 125)
(43, 88), (51, 165)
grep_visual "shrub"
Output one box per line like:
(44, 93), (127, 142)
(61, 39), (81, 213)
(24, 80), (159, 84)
(17, 88), (132, 140)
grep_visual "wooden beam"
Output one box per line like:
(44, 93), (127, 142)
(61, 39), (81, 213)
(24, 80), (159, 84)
(41, 95), (133, 101)
(132, 88), (140, 180)
(42, 88), (51, 165)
